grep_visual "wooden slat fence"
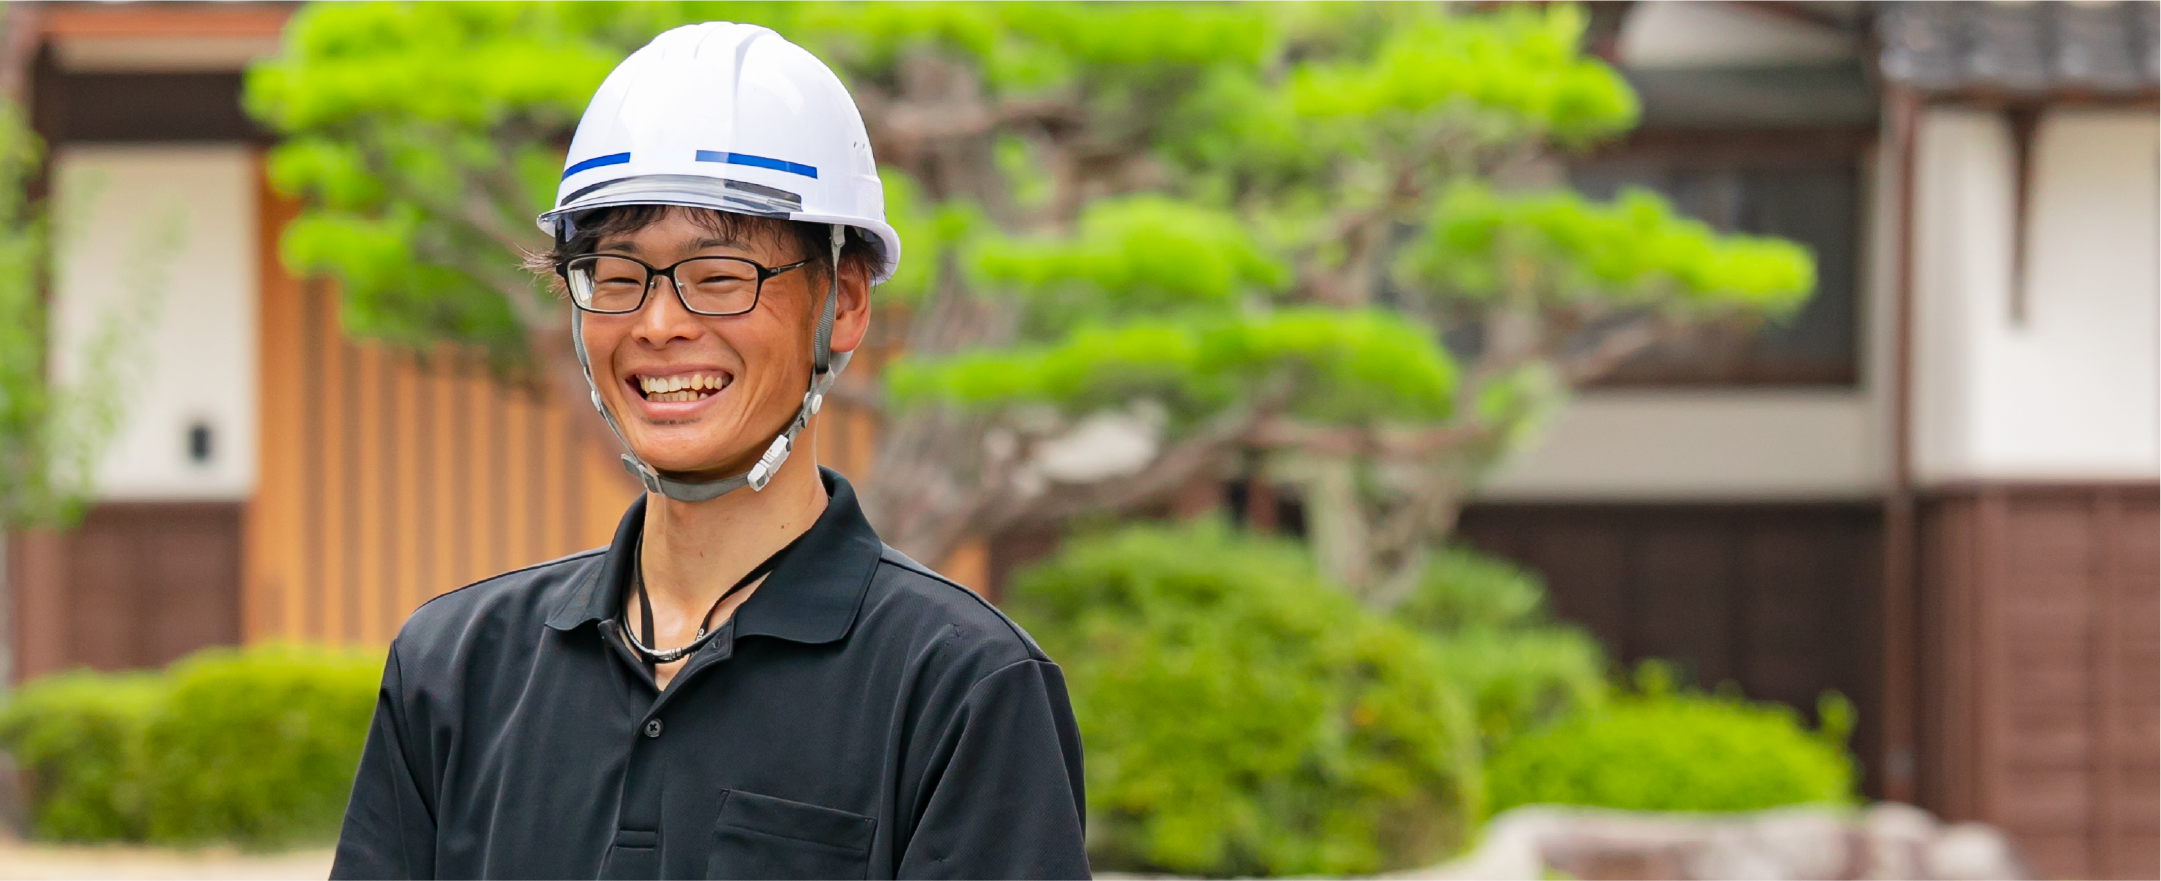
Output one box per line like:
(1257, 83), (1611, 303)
(243, 164), (885, 645)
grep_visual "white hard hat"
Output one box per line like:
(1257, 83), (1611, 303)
(538, 22), (902, 284)
(549, 22), (892, 503)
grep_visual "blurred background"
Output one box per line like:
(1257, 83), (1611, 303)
(0, 1), (2152, 878)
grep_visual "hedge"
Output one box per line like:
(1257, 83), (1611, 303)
(0, 670), (162, 840)
(1010, 521), (1483, 877)
(0, 643), (380, 848)
(1397, 547), (1608, 750)
(1486, 665), (1857, 814)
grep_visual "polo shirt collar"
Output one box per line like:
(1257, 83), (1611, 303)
(545, 467), (883, 645)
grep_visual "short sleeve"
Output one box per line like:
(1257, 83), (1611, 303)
(897, 659), (1090, 879)
(332, 646), (438, 880)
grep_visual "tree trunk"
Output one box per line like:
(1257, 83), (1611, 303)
(1305, 457), (1374, 593)
(860, 406), (995, 565)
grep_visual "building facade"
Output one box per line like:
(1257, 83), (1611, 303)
(1, 2), (2154, 877)
(1463, 5), (2159, 876)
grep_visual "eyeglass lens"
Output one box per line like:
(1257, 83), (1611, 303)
(566, 255), (761, 315)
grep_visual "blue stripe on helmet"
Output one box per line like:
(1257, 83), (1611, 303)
(696, 150), (818, 179)
(561, 152), (631, 180)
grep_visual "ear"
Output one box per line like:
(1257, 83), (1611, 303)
(826, 261), (873, 356)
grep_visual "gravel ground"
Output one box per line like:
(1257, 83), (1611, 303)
(0, 839), (333, 880)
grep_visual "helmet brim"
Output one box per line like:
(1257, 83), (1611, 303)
(537, 175), (900, 284)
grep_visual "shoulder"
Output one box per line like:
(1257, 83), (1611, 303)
(390, 548), (609, 665)
(855, 545), (1052, 673)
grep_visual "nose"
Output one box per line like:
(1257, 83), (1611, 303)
(631, 274), (703, 346)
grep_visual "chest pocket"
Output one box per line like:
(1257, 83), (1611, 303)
(706, 789), (876, 880)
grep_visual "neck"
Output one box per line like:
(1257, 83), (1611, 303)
(638, 432), (829, 616)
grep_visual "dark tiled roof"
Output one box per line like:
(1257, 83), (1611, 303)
(1879, 1), (2160, 95)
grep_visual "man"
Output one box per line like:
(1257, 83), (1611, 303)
(331, 23), (1090, 880)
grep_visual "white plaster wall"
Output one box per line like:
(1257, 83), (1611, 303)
(1911, 109), (2161, 483)
(49, 145), (258, 500)
(1479, 390), (1883, 501)
(1617, 2), (1854, 69)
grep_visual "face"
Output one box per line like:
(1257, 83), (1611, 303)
(577, 208), (869, 479)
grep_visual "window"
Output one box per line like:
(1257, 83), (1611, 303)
(1570, 128), (1867, 387)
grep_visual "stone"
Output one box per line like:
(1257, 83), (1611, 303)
(1398, 803), (2028, 881)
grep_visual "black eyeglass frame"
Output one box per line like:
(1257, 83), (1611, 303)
(557, 253), (813, 316)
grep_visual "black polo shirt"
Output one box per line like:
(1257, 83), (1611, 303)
(331, 469), (1090, 879)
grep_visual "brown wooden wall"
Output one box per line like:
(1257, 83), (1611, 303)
(9, 503), (243, 681)
(1456, 501), (1887, 793)
(244, 283), (625, 646)
(1917, 482), (2160, 880)
(245, 181), (625, 646)
(243, 167), (888, 646)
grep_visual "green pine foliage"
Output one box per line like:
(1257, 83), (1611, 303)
(1485, 665), (1858, 814)
(971, 196), (1286, 320)
(247, 1), (1805, 399)
(885, 307), (1457, 425)
(1398, 182), (1815, 313)
(247, 1), (650, 365)
(247, 2), (1821, 570)
(1284, 7), (1636, 149)
(1009, 521), (1481, 877)
(0, 644), (381, 848)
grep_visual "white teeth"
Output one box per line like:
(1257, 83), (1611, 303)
(637, 372), (725, 401)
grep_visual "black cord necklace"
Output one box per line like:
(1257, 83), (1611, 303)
(621, 532), (804, 667)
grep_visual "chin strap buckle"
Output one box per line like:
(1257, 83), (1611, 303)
(622, 454), (665, 495)
(745, 434), (793, 492)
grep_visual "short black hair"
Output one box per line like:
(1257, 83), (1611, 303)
(525, 205), (882, 291)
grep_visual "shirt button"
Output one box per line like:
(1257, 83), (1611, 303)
(643, 719), (663, 738)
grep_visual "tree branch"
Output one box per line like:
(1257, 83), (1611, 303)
(998, 401), (1271, 531)
(1250, 418), (1489, 460)
(1556, 313), (1666, 385)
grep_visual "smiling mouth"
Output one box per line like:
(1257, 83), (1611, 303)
(634, 372), (730, 404)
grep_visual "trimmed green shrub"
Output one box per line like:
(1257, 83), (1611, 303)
(0, 643), (380, 848)
(1428, 627), (1606, 751)
(0, 670), (161, 841)
(139, 645), (381, 848)
(1395, 546), (1551, 633)
(1011, 521), (1481, 878)
(1397, 548), (1608, 750)
(1485, 666), (1857, 814)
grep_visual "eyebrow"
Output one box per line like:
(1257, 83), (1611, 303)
(594, 235), (753, 256)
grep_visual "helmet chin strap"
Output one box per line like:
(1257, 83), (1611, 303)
(571, 224), (851, 503)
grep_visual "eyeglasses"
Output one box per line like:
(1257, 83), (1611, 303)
(559, 253), (810, 316)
